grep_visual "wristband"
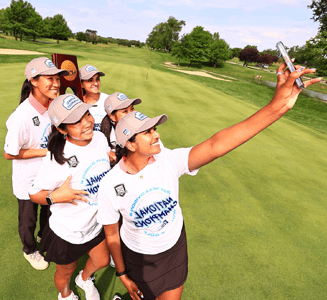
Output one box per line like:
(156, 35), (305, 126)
(116, 269), (127, 277)
(46, 192), (54, 205)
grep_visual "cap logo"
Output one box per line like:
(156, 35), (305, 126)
(117, 93), (129, 101)
(52, 116), (58, 124)
(31, 68), (36, 75)
(85, 65), (97, 72)
(44, 59), (55, 68)
(123, 128), (130, 136)
(62, 95), (81, 110)
(107, 105), (111, 111)
(135, 112), (147, 121)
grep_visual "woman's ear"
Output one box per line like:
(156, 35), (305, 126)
(126, 141), (136, 152)
(30, 77), (38, 88)
(109, 113), (117, 123)
(57, 127), (68, 135)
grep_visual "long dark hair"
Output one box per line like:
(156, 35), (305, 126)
(100, 115), (115, 149)
(20, 75), (40, 103)
(115, 134), (136, 163)
(48, 124), (68, 165)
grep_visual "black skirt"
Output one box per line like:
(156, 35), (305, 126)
(40, 223), (105, 265)
(121, 224), (188, 300)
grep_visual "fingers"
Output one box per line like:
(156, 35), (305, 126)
(63, 174), (73, 185)
(303, 77), (323, 89)
(137, 289), (144, 299)
(74, 195), (89, 203)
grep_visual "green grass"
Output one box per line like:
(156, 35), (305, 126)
(1, 37), (327, 300)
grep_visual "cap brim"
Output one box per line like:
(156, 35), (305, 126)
(62, 103), (94, 124)
(137, 114), (167, 134)
(114, 98), (142, 111)
(81, 71), (105, 80)
(39, 69), (70, 77)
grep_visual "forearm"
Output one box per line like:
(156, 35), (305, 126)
(189, 101), (287, 171)
(4, 148), (48, 160)
(104, 224), (126, 272)
(29, 190), (50, 205)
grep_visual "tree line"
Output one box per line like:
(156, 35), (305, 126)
(146, 16), (278, 68)
(146, 1), (327, 75)
(0, 0), (144, 47)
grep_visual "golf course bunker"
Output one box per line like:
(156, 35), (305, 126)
(164, 62), (232, 82)
(0, 48), (45, 55)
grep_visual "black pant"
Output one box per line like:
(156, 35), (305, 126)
(17, 199), (50, 254)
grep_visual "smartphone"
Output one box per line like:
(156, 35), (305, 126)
(276, 41), (304, 89)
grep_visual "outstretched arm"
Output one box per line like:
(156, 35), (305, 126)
(188, 63), (322, 171)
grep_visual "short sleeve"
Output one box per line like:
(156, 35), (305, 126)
(4, 117), (28, 155)
(160, 147), (199, 178)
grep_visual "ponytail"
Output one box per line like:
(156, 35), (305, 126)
(48, 124), (68, 165)
(100, 115), (115, 149)
(20, 75), (40, 104)
(115, 134), (136, 164)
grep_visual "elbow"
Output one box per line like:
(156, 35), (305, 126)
(29, 193), (38, 204)
(4, 151), (13, 160)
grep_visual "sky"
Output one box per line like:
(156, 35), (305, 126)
(0, 0), (320, 51)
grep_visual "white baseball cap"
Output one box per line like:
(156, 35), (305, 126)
(24, 57), (69, 81)
(48, 94), (93, 127)
(116, 111), (167, 147)
(104, 92), (142, 115)
(79, 64), (105, 80)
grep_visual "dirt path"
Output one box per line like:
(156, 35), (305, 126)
(163, 62), (235, 82)
(0, 48), (45, 55)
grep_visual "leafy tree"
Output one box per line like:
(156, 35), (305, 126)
(184, 26), (213, 63)
(305, 31), (327, 75)
(308, 0), (327, 33)
(76, 31), (86, 42)
(258, 53), (278, 66)
(2, 0), (38, 41)
(86, 29), (97, 44)
(146, 16), (185, 52)
(47, 14), (71, 42)
(230, 47), (242, 58)
(209, 38), (230, 67)
(239, 47), (259, 67)
(171, 34), (192, 66)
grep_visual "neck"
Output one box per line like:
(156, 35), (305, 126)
(124, 153), (149, 174)
(67, 135), (92, 146)
(83, 92), (100, 104)
(32, 91), (51, 107)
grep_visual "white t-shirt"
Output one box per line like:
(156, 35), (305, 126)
(4, 96), (51, 199)
(89, 92), (109, 132)
(29, 131), (110, 244)
(97, 147), (198, 255)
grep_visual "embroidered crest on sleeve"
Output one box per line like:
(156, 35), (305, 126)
(67, 155), (79, 168)
(115, 184), (127, 197)
(32, 116), (40, 126)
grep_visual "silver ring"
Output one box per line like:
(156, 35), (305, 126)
(276, 71), (284, 76)
(137, 290), (141, 294)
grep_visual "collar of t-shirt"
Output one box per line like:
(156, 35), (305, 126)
(28, 93), (49, 114)
(119, 156), (156, 174)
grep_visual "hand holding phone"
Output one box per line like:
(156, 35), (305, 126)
(276, 41), (304, 89)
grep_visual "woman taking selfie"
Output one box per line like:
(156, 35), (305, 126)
(4, 57), (68, 270)
(97, 63), (322, 300)
(29, 94), (111, 300)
